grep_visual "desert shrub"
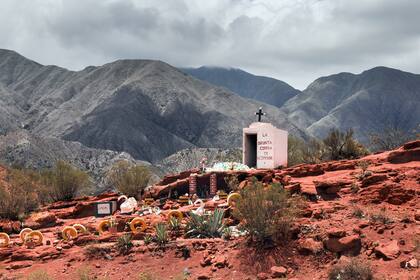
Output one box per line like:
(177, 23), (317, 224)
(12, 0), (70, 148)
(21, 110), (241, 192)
(138, 272), (156, 280)
(0, 168), (42, 220)
(323, 129), (368, 160)
(370, 126), (419, 151)
(350, 182), (360, 194)
(352, 205), (365, 219)
(369, 208), (392, 224)
(328, 258), (373, 280)
(413, 234), (420, 256)
(27, 270), (53, 280)
(185, 209), (225, 238)
(116, 233), (133, 255)
(154, 223), (168, 246)
(41, 160), (91, 201)
(233, 178), (300, 246)
(288, 136), (327, 166)
(107, 161), (151, 199)
(77, 267), (93, 280)
(84, 244), (112, 259)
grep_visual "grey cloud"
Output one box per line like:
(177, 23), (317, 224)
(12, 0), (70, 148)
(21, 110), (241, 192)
(1, 0), (420, 89)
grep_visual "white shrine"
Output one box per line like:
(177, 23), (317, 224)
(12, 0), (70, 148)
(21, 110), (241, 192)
(242, 108), (288, 169)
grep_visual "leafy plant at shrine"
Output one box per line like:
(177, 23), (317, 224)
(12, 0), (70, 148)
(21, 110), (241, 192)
(154, 223), (169, 246)
(116, 233), (134, 255)
(143, 234), (152, 245)
(185, 209), (225, 238)
(106, 161), (152, 199)
(233, 178), (300, 246)
(169, 216), (182, 232)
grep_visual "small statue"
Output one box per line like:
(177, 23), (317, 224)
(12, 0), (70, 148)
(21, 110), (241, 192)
(200, 157), (208, 173)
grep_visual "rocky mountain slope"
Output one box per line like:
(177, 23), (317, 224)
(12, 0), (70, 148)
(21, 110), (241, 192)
(0, 130), (156, 192)
(282, 67), (420, 144)
(156, 147), (242, 175)
(0, 141), (418, 279)
(181, 66), (300, 107)
(0, 49), (305, 163)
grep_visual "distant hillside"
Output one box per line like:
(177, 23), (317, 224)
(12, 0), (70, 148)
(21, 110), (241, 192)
(0, 130), (157, 192)
(0, 49), (305, 163)
(156, 147), (242, 175)
(281, 66), (420, 144)
(180, 66), (300, 107)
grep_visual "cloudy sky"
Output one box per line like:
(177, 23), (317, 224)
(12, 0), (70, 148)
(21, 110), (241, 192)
(1, 0), (420, 89)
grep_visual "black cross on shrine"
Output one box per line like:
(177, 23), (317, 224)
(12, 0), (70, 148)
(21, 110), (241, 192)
(255, 107), (265, 122)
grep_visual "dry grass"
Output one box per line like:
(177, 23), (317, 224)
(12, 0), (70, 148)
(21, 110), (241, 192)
(328, 258), (373, 280)
(26, 270), (53, 280)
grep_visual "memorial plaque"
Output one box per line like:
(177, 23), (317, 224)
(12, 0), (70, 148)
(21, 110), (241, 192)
(94, 201), (117, 217)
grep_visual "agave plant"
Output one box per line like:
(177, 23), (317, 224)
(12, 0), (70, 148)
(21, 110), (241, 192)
(116, 233), (133, 255)
(154, 223), (169, 246)
(169, 216), (181, 232)
(185, 208), (225, 238)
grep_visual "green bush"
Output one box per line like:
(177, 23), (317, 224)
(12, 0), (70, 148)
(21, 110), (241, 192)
(0, 168), (41, 220)
(107, 161), (151, 199)
(288, 136), (327, 166)
(41, 160), (91, 201)
(328, 259), (373, 280)
(233, 178), (300, 246)
(185, 209), (225, 238)
(323, 129), (368, 160)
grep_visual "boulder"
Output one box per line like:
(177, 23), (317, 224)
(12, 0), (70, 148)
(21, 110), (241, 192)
(402, 140), (420, 150)
(327, 229), (346, 238)
(298, 238), (323, 255)
(24, 212), (57, 229)
(374, 240), (400, 260)
(314, 180), (352, 194)
(361, 174), (387, 187)
(387, 147), (420, 163)
(324, 235), (361, 255)
(270, 266), (287, 278)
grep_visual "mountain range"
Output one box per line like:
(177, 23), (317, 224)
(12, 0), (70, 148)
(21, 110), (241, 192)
(185, 66), (420, 144)
(0, 49), (304, 165)
(0, 49), (419, 182)
(180, 66), (300, 107)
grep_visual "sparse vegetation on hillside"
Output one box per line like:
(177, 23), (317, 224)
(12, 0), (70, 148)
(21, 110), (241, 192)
(107, 161), (151, 199)
(41, 160), (91, 202)
(233, 178), (301, 246)
(288, 129), (368, 166)
(288, 136), (326, 166)
(370, 125), (419, 151)
(328, 258), (373, 280)
(323, 129), (368, 160)
(26, 269), (53, 280)
(0, 168), (42, 220)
